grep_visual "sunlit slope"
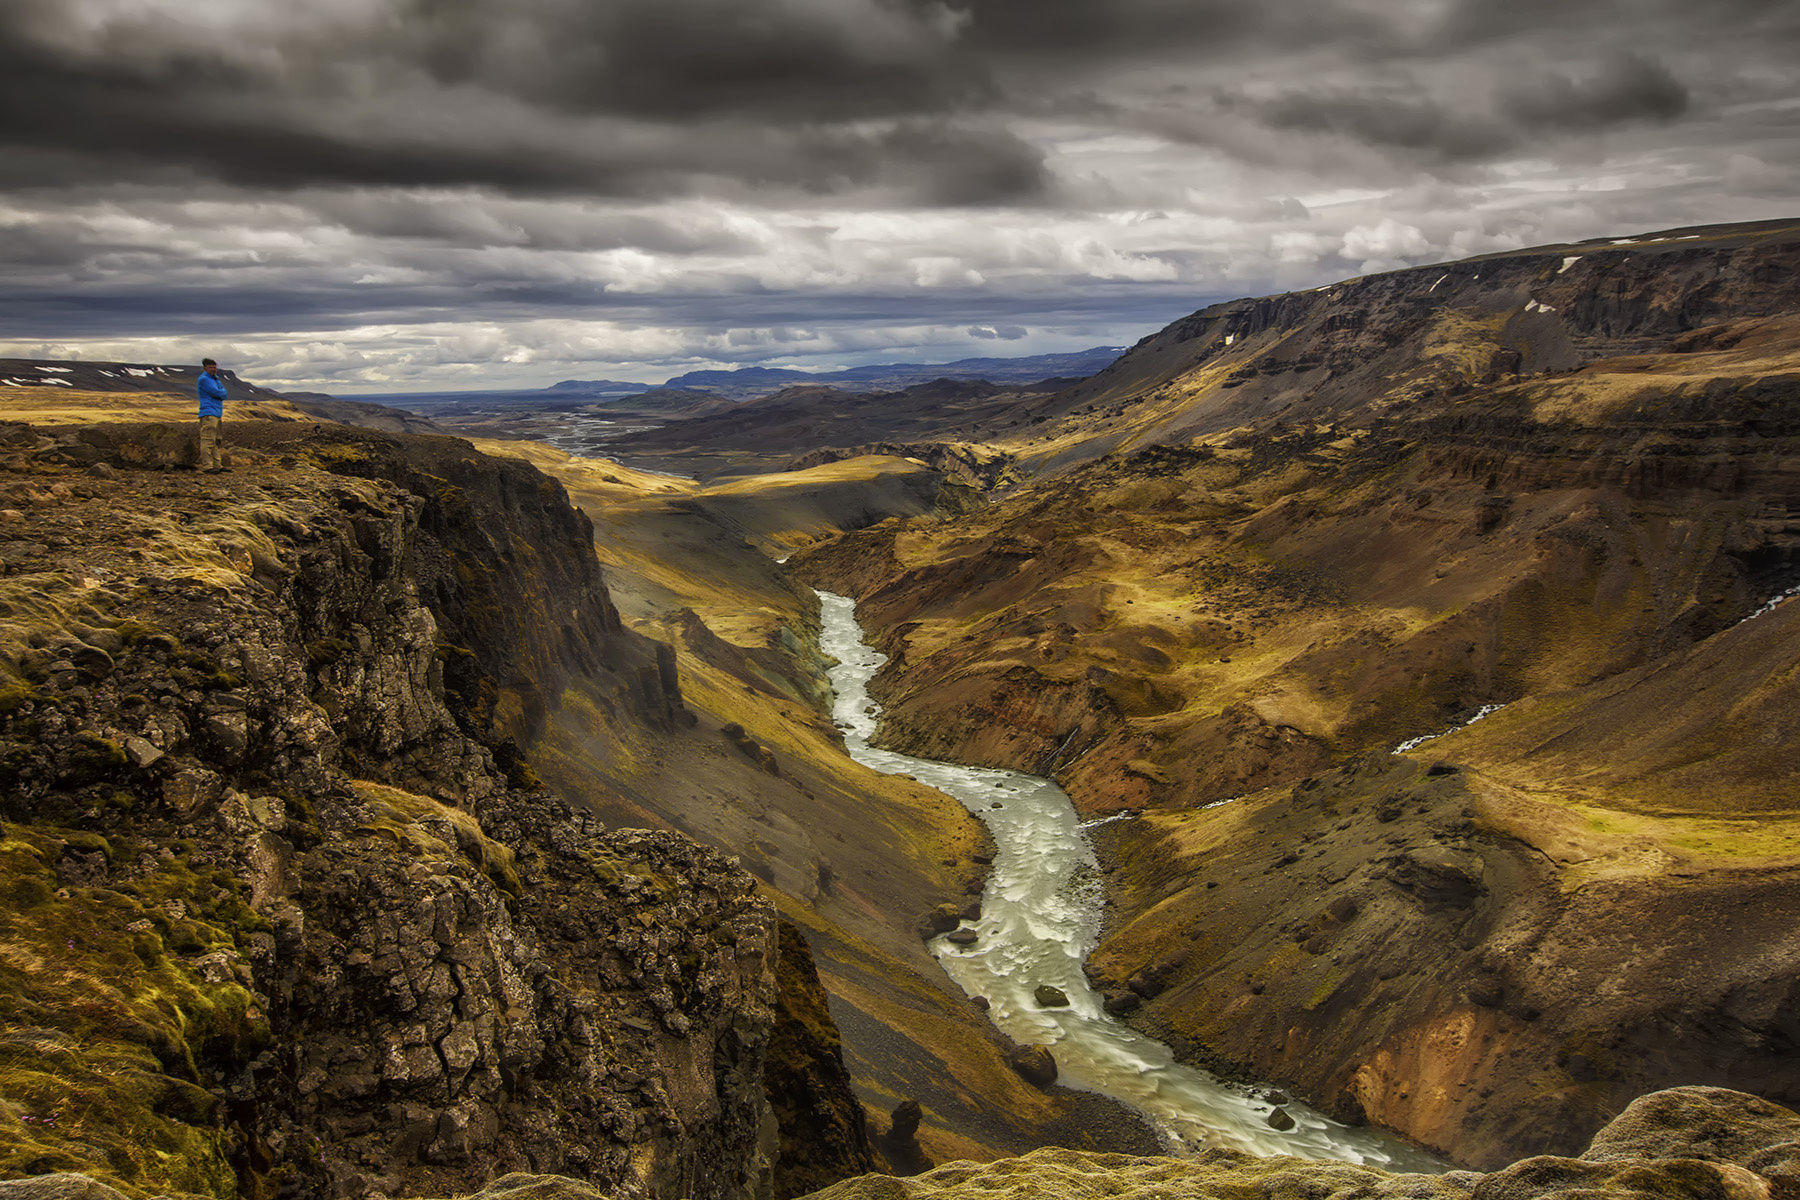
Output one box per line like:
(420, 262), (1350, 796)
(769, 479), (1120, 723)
(983, 218), (1800, 472)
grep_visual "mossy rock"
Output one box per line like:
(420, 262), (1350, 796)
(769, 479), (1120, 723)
(0, 825), (270, 1200)
(60, 736), (126, 786)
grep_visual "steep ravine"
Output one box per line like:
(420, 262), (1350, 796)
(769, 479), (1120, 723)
(816, 590), (1436, 1171)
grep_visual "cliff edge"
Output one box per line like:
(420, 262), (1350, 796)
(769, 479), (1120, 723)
(0, 419), (869, 1200)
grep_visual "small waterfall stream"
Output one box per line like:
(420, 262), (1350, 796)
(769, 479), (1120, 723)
(816, 589), (1441, 1169)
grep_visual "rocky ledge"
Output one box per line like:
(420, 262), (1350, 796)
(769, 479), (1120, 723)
(805, 1087), (1800, 1200)
(0, 420), (869, 1200)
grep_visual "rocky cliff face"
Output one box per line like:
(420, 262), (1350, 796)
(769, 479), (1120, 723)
(790, 219), (1800, 1166)
(0, 421), (867, 1200)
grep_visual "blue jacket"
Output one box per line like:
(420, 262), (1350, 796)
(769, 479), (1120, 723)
(197, 371), (227, 417)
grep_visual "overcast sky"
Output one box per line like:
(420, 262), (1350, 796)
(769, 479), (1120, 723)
(2, 0), (1797, 392)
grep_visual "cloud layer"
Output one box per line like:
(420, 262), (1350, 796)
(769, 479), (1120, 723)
(1, 0), (1796, 389)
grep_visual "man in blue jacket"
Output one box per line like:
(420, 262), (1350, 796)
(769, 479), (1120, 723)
(196, 357), (228, 472)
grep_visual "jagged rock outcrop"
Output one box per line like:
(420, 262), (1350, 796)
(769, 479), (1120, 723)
(762, 924), (875, 1200)
(800, 1087), (1800, 1200)
(0, 422), (859, 1200)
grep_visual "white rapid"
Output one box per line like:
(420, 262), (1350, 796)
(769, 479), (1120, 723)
(816, 589), (1441, 1170)
(1395, 703), (1507, 754)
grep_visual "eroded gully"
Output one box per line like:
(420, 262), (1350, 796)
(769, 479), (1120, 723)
(816, 589), (1442, 1170)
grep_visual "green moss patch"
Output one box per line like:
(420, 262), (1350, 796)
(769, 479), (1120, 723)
(0, 825), (270, 1200)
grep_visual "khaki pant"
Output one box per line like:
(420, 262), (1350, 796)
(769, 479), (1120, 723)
(197, 415), (223, 470)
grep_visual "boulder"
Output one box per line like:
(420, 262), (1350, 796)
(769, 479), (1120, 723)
(1267, 1107), (1296, 1131)
(1102, 990), (1140, 1016)
(918, 903), (964, 940)
(1581, 1087), (1800, 1168)
(1005, 1044), (1058, 1088)
(1033, 984), (1069, 1008)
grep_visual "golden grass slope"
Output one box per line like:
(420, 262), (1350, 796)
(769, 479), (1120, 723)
(0, 388), (315, 427)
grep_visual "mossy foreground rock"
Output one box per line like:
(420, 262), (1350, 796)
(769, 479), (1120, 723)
(802, 1088), (1800, 1200)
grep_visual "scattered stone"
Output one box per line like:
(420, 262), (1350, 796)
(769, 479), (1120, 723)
(1033, 984), (1069, 1008)
(1466, 975), (1504, 1008)
(122, 736), (164, 769)
(1267, 1106), (1296, 1131)
(1262, 1089), (1290, 1106)
(1127, 962), (1173, 999)
(970, 996), (990, 1012)
(945, 929), (978, 946)
(202, 710), (250, 761)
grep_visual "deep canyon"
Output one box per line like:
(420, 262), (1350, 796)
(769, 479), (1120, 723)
(0, 217), (1798, 1200)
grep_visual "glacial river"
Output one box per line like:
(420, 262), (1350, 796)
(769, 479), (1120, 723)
(816, 589), (1441, 1169)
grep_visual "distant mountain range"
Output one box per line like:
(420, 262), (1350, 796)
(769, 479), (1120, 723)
(547, 346), (1126, 400)
(544, 379), (651, 394)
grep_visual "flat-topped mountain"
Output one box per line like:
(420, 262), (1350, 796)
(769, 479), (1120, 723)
(651, 347), (1125, 400)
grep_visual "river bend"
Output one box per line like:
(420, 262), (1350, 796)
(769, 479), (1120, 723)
(816, 589), (1439, 1170)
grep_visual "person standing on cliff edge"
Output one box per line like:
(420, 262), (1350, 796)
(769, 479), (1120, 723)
(196, 357), (228, 472)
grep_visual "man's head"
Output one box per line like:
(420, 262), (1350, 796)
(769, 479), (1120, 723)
(202, 357), (218, 374)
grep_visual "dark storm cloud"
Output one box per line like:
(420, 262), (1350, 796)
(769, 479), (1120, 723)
(0, 34), (1046, 205)
(0, 0), (1048, 205)
(1220, 53), (1692, 165)
(2, 0), (1798, 388)
(0, 265), (1207, 350)
(1243, 89), (1515, 162)
(0, 0), (1767, 201)
(396, 0), (988, 118)
(1500, 53), (1690, 132)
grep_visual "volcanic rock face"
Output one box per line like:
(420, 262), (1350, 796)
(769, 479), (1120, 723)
(0, 422), (861, 1200)
(791, 220), (1800, 1165)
